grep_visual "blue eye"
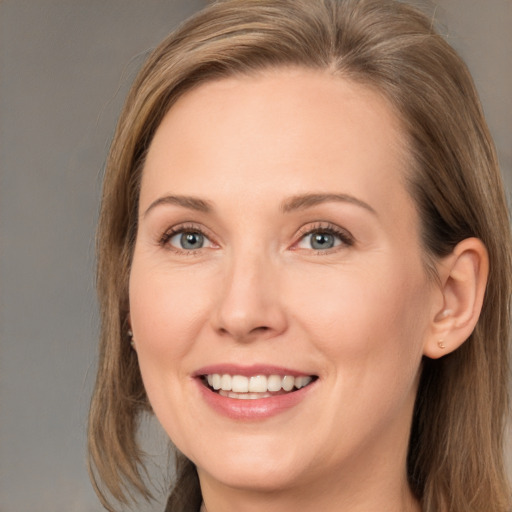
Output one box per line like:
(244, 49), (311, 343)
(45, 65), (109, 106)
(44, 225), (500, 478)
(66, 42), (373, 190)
(163, 228), (214, 251)
(174, 231), (205, 250)
(296, 225), (352, 251)
(308, 232), (338, 250)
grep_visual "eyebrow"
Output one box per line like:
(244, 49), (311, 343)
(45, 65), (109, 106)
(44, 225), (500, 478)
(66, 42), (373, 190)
(281, 193), (377, 215)
(143, 195), (213, 217)
(143, 192), (376, 217)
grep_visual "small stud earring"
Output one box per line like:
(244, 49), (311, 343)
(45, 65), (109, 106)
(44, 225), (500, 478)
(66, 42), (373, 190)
(128, 329), (135, 348)
(438, 340), (446, 349)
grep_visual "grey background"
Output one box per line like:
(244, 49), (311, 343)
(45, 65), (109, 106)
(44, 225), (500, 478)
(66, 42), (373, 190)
(0, 1), (510, 511)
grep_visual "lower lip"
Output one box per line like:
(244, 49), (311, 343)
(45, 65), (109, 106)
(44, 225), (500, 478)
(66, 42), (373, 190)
(196, 379), (315, 420)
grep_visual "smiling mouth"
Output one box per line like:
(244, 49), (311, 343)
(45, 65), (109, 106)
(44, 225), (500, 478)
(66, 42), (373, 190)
(201, 373), (317, 399)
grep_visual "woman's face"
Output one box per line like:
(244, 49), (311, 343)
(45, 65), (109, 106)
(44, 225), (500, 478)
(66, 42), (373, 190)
(129, 69), (440, 495)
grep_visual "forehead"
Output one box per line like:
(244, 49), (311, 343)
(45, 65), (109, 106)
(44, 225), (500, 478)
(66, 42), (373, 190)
(148, 68), (407, 158)
(141, 68), (413, 222)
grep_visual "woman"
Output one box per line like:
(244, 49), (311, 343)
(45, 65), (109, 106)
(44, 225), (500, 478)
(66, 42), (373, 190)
(88, 0), (512, 511)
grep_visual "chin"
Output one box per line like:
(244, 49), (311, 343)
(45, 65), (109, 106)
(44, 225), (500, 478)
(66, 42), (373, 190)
(200, 462), (300, 493)
(192, 439), (305, 492)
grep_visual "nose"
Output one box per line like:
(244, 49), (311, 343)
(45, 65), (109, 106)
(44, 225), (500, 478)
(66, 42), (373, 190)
(211, 250), (288, 342)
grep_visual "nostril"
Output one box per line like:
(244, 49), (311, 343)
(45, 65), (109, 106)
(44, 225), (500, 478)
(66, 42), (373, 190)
(217, 325), (271, 338)
(250, 326), (271, 334)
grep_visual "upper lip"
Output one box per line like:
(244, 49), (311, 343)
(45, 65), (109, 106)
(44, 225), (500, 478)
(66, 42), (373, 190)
(193, 364), (316, 378)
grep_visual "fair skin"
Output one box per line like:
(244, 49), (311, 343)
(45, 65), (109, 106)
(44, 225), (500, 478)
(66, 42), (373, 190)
(129, 68), (487, 512)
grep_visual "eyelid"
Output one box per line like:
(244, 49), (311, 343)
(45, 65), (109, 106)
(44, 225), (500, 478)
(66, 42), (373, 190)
(292, 222), (355, 252)
(157, 221), (353, 254)
(159, 222), (218, 253)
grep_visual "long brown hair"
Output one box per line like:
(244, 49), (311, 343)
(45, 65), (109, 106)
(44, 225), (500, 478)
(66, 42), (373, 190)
(88, 1), (512, 510)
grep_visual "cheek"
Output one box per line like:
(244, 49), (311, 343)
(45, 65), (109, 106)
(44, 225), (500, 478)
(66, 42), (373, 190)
(287, 260), (429, 374)
(128, 261), (217, 368)
(128, 260), (218, 444)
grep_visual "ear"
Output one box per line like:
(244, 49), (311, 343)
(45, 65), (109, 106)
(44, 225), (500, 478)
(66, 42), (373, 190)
(423, 237), (489, 359)
(126, 313), (136, 350)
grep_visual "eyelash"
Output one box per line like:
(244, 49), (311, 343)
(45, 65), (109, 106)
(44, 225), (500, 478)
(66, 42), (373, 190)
(158, 222), (354, 254)
(159, 223), (215, 254)
(294, 222), (354, 253)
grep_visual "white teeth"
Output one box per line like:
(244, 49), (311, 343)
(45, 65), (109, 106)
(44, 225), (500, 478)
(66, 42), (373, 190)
(231, 375), (249, 393)
(282, 375), (294, 391)
(220, 374), (231, 391)
(249, 375), (267, 392)
(205, 373), (314, 394)
(219, 390), (273, 399)
(295, 376), (313, 389)
(212, 374), (221, 390)
(267, 375), (282, 392)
